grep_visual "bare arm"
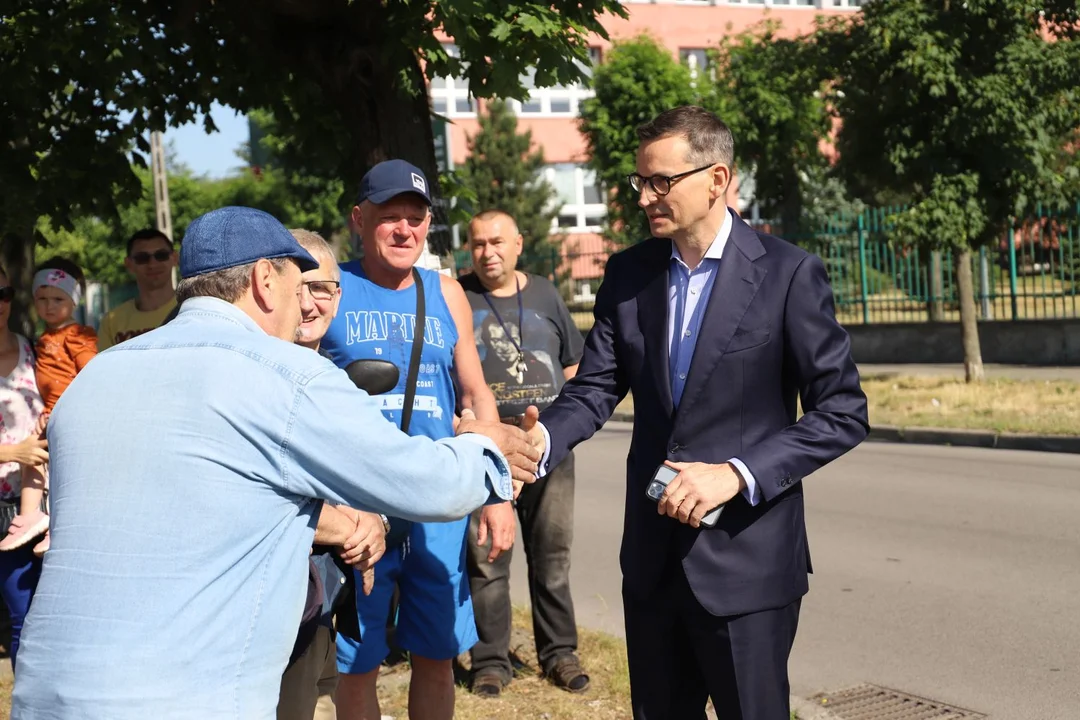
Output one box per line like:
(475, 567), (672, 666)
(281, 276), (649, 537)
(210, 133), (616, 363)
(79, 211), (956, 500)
(562, 364), (579, 381)
(441, 274), (499, 422)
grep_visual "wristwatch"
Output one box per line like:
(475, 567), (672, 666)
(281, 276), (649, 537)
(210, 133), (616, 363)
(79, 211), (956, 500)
(379, 514), (391, 535)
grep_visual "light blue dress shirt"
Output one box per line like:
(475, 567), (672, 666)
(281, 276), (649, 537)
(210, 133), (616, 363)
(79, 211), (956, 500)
(667, 211), (760, 507)
(12, 297), (512, 720)
(539, 210), (759, 507)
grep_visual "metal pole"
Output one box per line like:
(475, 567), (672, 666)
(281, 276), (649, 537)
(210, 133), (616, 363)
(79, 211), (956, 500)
(150, 131), (176, 289)
(857, 213), (870, 324)
(1008, 222), (1019, 320)
(979, 246), (992, 320)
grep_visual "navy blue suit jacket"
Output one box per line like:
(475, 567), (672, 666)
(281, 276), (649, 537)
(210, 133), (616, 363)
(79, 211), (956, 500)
(540, 216), (869, 617)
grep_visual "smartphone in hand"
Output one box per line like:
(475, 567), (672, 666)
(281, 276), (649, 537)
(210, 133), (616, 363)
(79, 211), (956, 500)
(645, 464), (724, 528)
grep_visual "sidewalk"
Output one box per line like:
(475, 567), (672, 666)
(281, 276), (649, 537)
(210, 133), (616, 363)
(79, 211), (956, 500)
(858, 362), (1080, 382)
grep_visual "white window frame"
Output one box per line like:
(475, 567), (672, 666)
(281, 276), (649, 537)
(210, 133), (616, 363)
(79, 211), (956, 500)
(543, 164), (606, 234)
(429, 44), (476, 118)
(510, 48), (601, 118)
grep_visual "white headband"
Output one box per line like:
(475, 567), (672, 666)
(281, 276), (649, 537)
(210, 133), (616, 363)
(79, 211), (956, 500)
(32, 268), (82, 307)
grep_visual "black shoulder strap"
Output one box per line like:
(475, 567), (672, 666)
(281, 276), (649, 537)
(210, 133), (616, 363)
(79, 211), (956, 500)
(400, 267), (426, 434)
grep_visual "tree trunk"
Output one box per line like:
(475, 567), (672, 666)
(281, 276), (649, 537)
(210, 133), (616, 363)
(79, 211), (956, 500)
(954, 247), (984, 383)
(1, 224), (38, 338)
(928, 250), (945, 321)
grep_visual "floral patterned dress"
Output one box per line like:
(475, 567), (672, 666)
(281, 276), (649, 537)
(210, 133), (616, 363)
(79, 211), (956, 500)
(0, 334), (45, 504)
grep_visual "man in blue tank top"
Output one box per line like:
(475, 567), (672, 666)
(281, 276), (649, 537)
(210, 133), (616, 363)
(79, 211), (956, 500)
(320, 160), (517, 720)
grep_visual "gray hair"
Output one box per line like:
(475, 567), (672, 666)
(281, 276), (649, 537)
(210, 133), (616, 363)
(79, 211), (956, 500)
(289, 229), (339, 280)
(176, 258), (291, 304)
(636, 105), (735, 168)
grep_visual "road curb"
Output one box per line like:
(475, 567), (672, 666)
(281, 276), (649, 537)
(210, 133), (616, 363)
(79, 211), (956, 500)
(868, 425), (1080, 454)
(608, 413), (1080, 455)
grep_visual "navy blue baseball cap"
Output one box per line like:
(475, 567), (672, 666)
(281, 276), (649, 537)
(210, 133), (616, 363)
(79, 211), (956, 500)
(179, 206), (319, 279)
(355, 160), (432, 206)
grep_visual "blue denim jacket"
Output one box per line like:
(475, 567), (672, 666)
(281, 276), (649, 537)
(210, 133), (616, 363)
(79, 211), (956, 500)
(12, 298), (512, 719)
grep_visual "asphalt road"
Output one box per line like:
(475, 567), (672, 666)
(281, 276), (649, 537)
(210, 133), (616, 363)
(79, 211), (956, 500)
(508, 422), (1080, 719)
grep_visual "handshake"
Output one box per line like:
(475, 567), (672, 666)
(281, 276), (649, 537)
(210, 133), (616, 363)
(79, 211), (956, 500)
(455, 406), (547, 498)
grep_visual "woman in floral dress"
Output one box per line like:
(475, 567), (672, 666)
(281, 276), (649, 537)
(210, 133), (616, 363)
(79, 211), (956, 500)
(0, 268), (49, 670)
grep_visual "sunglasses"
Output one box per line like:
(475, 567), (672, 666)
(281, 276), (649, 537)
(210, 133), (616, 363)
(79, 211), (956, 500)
(130, 250), (173, 265)
(0, 286), (13, 303)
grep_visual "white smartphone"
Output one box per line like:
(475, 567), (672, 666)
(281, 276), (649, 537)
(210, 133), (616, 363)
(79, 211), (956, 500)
(646, 464), (724, 528)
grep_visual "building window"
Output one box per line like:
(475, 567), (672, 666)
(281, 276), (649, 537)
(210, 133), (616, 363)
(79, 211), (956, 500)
(429, 44), (475, 118)
(543, 164), (606, 232)
(679, 48), (711, 80)
(511, 48), (601, 118)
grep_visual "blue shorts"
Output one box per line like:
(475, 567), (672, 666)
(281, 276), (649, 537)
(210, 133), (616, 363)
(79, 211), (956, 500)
(336, 517), (478, 674)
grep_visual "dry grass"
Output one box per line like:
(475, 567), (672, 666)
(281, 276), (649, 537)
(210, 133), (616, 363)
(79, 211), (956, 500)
(862, 375), (1080, 435)
(613, 376), (1080, 436)
(378, 605), (631, 720)
(0, 674), (10, 717)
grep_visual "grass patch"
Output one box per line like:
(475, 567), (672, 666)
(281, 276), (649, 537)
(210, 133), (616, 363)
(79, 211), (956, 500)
(613, 376), (1080, 436)
(863, 375), (1080, 435)
(378, 605), (632, 719)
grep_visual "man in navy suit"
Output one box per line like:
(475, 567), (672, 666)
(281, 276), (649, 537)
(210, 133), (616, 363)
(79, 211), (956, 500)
(531, 106), (869, 719)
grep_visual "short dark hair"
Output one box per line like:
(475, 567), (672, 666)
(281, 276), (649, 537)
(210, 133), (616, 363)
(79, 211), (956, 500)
(635, 106), (735, 168)
(127, 228), (173, 257)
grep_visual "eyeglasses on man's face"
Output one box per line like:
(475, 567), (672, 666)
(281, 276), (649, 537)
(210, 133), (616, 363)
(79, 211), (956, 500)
(627, 163), (717, 196)
(130, 250), (174, 265)
(303, 280), (341, 301)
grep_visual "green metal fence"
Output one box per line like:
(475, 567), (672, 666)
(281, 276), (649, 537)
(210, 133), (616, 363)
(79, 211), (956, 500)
(451, 204), (1080, 328)
(789, 204), (1080, 324)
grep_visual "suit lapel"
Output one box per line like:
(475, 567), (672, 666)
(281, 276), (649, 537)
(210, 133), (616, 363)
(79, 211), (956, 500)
(675, 217), (767, 422)
(637, 241), (674, 417)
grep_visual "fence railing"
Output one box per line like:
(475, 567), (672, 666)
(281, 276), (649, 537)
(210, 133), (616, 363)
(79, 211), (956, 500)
(450, 205), (1080, 330)
(778, 205), (1080, 325)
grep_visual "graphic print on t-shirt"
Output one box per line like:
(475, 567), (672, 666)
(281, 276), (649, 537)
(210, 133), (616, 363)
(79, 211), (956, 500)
(474, 308), (561, 417)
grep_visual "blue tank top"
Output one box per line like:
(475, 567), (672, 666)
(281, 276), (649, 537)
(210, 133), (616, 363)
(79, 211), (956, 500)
(321, 262), (458, 442)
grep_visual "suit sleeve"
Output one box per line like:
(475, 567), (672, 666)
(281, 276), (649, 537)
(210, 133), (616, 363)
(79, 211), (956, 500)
(539, 254), (630, 469)
(737, 254), (870, 503)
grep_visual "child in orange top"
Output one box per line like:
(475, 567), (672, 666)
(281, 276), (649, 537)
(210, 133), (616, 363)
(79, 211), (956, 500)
(0, 260), (97, 555)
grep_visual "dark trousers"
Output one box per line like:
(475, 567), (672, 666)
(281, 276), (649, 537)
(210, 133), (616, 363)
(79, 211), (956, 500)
(623, 561), (801, 720)
(466, 451), (578, 680)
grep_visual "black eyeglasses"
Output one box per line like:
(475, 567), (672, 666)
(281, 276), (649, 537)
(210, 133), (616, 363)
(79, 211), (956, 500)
(0, 286), (14, 303)
(627, 163), (717, 196)
(130, 250), (173, 265)
(303, 280), (341, 301)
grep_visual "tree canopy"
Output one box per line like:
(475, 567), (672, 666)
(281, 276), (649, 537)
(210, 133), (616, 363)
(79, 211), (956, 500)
(579, 35), (705, 247)
(714, 21), (834, 239)
(825, 0), (1080, 379)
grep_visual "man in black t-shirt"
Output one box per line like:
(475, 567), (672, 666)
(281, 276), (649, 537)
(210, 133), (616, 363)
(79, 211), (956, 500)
(459, 210), (589, 697)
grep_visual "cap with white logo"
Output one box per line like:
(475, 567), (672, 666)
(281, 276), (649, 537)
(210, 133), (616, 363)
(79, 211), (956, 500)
(355, 160), (433, 206)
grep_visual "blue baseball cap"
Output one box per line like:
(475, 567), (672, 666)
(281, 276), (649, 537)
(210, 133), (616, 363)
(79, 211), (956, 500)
(179, 206), (319, 279)
(355, 160), (432, 206)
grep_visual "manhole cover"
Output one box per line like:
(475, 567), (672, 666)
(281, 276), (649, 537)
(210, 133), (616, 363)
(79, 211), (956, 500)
(811, 684), (987, 720)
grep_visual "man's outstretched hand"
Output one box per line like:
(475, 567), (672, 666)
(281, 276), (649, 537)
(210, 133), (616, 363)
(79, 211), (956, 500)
(456, 409), (540, 486)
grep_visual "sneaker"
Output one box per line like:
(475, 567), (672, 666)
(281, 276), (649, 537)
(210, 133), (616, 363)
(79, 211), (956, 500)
(0, 510), (49, 551)
(32, 530), (50, 557)
(470, 669), (508, 698)
(546, 654), (590, 693)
